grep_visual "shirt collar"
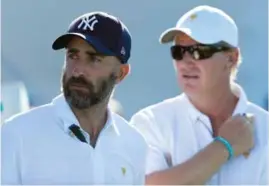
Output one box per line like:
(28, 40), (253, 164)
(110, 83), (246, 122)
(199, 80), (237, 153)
(51, 94), (119, 135)
(182, 83), (248, 122)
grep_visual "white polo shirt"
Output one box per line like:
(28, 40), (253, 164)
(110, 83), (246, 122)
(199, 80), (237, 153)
(130, 84), (268, 185)
(1, 94), (147, 185)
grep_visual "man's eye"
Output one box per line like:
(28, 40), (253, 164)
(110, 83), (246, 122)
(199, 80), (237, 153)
(88, 54), (102, 63)
(68, 53), (78, 59)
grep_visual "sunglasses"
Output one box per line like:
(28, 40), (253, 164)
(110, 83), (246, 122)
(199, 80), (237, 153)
(170, 44), (231, 61)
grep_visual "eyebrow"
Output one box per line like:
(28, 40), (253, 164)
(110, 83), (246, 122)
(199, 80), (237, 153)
(67, 48), (105, 58)
(67, 48), (79, 54)
(85, 51), (105, 58)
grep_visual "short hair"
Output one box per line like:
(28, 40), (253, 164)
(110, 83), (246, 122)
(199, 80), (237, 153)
(230, 48), (242, 81)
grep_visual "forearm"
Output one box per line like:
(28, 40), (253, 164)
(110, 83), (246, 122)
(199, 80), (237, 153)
(146, 141), (229, 185)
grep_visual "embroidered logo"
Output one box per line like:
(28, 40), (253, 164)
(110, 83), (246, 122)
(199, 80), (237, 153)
(121, 167), (126, 176)
(77, 15), (98, 31)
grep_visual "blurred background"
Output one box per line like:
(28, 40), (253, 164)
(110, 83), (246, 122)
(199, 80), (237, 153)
(1, 0), (268, 121)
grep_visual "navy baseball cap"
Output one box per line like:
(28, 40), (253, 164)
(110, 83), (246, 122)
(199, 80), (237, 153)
(52, 12), (131, 64)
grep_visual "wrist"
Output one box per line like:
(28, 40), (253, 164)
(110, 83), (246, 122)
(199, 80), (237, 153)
(212, 140), (230, 161)
(214, 136), (234, 160)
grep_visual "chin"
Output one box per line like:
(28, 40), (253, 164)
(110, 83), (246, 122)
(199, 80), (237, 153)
(180, 83), (201, 96)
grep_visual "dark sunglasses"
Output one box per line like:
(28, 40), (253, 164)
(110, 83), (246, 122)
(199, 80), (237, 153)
(170, 43), (231, 61)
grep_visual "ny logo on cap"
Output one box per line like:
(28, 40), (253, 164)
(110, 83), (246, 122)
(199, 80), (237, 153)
(77, 15), (98, 31)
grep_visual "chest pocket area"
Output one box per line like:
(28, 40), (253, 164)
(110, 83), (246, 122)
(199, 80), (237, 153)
(105, 151), (135, 184)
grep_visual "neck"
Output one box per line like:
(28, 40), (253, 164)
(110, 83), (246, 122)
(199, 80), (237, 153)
(71, 100), (108, 141)
(189, 83), (238, 131)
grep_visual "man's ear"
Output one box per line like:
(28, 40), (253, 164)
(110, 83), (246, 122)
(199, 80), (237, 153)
(116, 64), (130, 83)
(228, 48), (239, 69)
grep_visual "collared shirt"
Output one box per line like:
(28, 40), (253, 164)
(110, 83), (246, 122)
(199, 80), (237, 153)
(1, 94), (147, 185)
(130, 83), (268, 185)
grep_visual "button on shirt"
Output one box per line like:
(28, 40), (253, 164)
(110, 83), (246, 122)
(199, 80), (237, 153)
(130, 84), (268, 185)
(2, 94), (147, 185)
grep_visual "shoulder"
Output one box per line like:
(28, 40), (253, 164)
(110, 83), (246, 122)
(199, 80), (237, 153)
(131, 95), (185, 121)
(2, 103), (54, 135)
(129, 95), (186, 149)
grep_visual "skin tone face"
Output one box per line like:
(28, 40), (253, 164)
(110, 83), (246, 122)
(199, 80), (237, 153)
(60, 36), (130, 147)
(173, 32), (240, 134)
(173, 32), (238, 98)
(62, 36), (129, 110)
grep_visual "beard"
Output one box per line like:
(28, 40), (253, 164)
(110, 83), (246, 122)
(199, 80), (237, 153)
(62, 73), (117, 110)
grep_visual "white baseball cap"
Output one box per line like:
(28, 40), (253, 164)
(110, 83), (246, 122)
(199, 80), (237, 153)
(159, 5), (238, 47)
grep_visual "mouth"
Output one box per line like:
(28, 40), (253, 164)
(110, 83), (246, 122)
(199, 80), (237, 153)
(182, 75), (199, 79)
(69, 82), (87, 87)
(69, 83), (89, 91)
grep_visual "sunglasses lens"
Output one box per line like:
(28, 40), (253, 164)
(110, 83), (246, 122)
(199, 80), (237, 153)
(194, 46), (214, 60)
(171, 46), (183, 60)
(193, 50), (200, 60)
(170, 44), (229, 61)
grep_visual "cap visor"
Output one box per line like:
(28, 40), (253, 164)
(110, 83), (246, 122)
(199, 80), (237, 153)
(159, 27), (193, 44)
(52, 33), (114, 55)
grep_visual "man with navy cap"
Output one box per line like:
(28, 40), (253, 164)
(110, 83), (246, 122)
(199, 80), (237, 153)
(2, 12), (147, 185)
(131, 5), (268, 185)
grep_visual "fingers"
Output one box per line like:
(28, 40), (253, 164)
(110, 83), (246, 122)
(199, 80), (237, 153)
(242, 113), (255, 158)
(244, 113), (255, 124)
(243, 113), (255, 132)
(243, 151), (250, 158)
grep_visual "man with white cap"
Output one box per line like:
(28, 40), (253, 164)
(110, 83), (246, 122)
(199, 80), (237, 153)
(130, 5), (268, 185)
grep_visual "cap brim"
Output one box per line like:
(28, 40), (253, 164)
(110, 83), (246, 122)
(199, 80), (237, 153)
(159, 27), (192, 44)
(52, 33), (114, 55)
